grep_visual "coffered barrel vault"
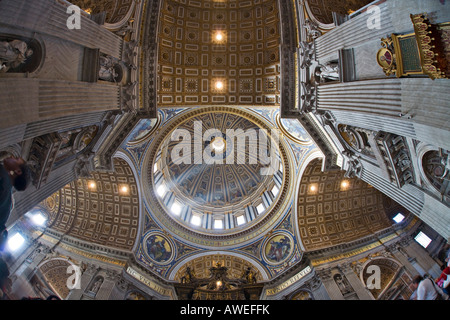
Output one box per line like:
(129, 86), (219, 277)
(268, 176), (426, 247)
(157, 0), (281, 106)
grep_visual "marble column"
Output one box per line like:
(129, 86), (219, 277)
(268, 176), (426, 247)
(0, 79), (120, 130)
(6, 159), (77, 227)
(338, 263), (373, 300)
(316, 268), (344, 300)
(0, 0), (123, 58)
(315, 1), (393, 62)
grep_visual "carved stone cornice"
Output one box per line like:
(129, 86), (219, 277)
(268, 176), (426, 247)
(303, 273), (322, 291)
(278, 0), (299, 118)
(315, 268), (333, 281)
(297, 113), (340, 171)
(94, 112), (140, 171)
(139, 0), (160, 118)
(336, 262), (353, 274)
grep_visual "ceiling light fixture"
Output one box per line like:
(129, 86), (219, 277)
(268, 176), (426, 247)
(341, 180), (349, 189)
(214, 31), (225, 42)
(215, 81), (224, 90)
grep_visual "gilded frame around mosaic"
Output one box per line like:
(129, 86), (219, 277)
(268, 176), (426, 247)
(262, 231), (294, 265)
(143, 231), (175, 265)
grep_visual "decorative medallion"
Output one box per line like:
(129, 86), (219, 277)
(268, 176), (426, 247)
(276, 115), (312, 145)
(126, 117), (160, 145)
(263, 232), (294, 265)
(143, 232), (174, 265)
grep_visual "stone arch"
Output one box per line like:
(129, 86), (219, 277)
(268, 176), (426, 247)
(168, 251), (270, 282)
(285, 288), (315, 300)
(418, 147), (450, 204)
(359, 256), (413, 300)
(35, 258), (76, 300)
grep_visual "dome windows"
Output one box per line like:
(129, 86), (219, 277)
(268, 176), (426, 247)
(256, 203), (265, 215)
(236, 214), (246, 226)
(190, 214), (202, 227)
(214, 218), (224, 229)
(171, 201), (182, 216)
(157, 184), (167, 198)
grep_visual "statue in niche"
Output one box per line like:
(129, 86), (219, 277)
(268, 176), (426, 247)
(98, 55), (122, 82)
(333, 273), (353, 296)
(241, 267), (257, 284)
(303, 19), (321, 41)
(300, 81), (316, 113)
(89, 277), (103, 296)
(180, 267), (197, 284)
(315, 61), (340, 83)
(0, 39), (33, 73)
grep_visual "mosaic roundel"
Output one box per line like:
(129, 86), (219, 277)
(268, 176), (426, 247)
(126, 118), (160, 145)
(276, 116), (312, 144)
(263, 232), (294, 265)
(143, 232), (174, 265)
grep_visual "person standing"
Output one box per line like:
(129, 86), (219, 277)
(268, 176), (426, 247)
(411, 275), (444, 300)
(0, 156), (30, 251)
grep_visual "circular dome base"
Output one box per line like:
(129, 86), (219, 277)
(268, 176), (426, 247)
(142, 107), (293, 248)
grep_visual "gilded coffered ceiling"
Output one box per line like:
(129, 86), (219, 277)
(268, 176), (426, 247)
(40, 158), (139, 251)
(297, 159), (405, 251)
(157, 0), (281, 106)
